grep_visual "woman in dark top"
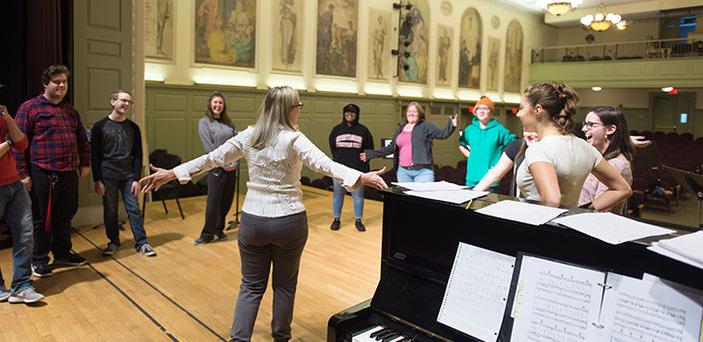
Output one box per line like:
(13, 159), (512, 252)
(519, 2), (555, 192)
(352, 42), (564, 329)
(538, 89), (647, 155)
(194, 92), (237, 244)
(362, 101), (457, 182)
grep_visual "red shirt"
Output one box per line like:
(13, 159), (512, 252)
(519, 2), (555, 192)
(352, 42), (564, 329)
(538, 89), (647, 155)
(14, 95), (90, 177)
(0, 118), (29, 186)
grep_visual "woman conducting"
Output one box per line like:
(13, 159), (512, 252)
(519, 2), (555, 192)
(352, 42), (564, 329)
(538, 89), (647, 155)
(140, 86), (388, 341)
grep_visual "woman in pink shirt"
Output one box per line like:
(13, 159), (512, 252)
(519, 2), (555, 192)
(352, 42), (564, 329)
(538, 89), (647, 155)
(363, 101), (457, 182)
(579, 106), (635, 213)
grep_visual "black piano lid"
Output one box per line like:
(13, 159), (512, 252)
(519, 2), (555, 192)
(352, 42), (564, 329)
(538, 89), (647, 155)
(359, 187), (703, 341)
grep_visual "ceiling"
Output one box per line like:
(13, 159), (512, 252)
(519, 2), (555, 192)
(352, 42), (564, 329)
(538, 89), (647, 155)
(498, 0), (646, 13)
(497, 0), (703, 26)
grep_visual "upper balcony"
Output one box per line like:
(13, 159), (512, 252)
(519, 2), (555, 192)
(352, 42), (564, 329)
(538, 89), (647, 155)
(529, 38), (703, 88)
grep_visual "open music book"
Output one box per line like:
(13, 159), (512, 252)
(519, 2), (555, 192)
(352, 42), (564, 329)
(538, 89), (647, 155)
(437, 243), (515, 342)
(507, 255), (703, 342)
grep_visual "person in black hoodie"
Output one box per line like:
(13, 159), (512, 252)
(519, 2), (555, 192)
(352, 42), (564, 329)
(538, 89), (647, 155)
(328, 104), (374, 232)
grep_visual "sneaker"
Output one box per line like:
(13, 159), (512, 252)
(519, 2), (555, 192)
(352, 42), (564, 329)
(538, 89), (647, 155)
(102, 242), (119, 256)
(330, 218), (341, 231)
(138, 244), (157, 257)
(0, 287), (10, 302)
(355, 219), (366, 232)
(54, 252), (87, 266)
(216, 232), (228, 241)
(8, 287), (45, 304)
(32, 264), (52, 278)
(194, 235), (214, 245)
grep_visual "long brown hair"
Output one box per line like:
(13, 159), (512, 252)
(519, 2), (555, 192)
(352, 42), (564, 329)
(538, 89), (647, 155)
(589, 106), (635, 161)
(523, 82), (579, 134)
(205, 92), (233, 127)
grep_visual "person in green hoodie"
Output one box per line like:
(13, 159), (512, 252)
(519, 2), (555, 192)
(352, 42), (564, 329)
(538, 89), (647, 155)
(458, 96), (515, 189)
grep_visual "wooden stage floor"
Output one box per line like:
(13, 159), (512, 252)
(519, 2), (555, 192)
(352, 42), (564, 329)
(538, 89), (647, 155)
(0, 187), (382, 341)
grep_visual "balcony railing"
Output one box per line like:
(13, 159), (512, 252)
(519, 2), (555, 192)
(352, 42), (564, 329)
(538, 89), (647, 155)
(532, 38), (703, 63)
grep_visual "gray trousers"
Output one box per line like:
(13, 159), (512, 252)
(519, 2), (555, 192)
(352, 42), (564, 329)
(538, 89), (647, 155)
(230, 211), (308, 342)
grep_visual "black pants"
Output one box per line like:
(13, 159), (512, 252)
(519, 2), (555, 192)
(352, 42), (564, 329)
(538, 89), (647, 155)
(29, 166), (78, 265)
(199, 168), (236, 238)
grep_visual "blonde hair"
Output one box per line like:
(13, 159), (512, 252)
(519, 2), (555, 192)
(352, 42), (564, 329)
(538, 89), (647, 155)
(251, 86), (300, 149)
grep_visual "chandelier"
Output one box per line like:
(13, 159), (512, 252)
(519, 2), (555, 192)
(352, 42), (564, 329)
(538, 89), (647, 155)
(544, 0), (583, 16)
(580, 2), (623, 31)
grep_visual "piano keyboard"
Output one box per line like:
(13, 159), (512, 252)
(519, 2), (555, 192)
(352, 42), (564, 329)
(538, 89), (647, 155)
(352, 325), (413, 342)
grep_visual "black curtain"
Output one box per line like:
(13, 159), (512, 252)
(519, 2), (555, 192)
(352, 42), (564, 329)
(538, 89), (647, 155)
(0, 0), (71, 114)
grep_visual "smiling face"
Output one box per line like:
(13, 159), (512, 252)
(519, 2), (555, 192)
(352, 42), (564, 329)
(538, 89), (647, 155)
(210, 96), (225, 118)
(473, 104), (491, 123)
(111, 92), (133, 116)
(344, 111), (357, 124)
(582, 111), (614, 153)
(406, 105), (420, 124)
(516, 95), (538, 131)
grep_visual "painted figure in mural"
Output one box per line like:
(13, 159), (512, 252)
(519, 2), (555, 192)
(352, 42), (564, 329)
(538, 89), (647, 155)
(318, 3), (335, 72)
(279, 0), (296, 66)
(372, 15), (386, 79)
(228, 0), (254, 64)
(488, 40), (499, 89)
(156, 0), (171, 55)
(459, 39), (471, 86)
(399, 1), (426, 82)
(505, 22), (523, 92)
(208, 18), (236, 64)
(197, 0), (220, 42)
(438, 29), (451, 83)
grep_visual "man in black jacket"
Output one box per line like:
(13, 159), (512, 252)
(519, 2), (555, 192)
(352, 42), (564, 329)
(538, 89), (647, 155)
(328, 104), (374, 232)
(91, 90), (155, 257)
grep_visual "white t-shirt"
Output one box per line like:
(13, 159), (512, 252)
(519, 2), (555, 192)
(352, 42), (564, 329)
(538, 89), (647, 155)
(516, 134), (603, 207)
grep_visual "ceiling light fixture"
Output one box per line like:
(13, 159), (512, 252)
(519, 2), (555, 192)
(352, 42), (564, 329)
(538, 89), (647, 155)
(580, 2), (623, 32)
(543, 0), (583, 16)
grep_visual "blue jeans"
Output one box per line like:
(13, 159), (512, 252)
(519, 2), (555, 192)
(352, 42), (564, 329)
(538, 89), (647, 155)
(0, 181), (34, 292)
(397, 166), (435, 183)
(103, 177), (148, 249)
(332, 179), (364, 220)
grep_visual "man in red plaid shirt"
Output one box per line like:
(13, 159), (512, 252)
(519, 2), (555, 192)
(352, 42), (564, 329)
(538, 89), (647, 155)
(15, 65), (91, 278)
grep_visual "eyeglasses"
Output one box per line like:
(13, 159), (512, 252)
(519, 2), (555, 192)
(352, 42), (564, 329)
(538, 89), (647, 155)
(291, 102), (303, 109)
(475, 106), (491, 111)
(582, 121), (604, 129)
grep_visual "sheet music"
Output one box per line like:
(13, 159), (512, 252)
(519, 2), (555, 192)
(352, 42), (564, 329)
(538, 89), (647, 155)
(648, 242), (703, 271)
(552, 212), (675, 245)
(437, 243), (515, 342)
(405, 189), (488, 204)
(392, 181), (467, 191)
(657, 231), (703, 265)
(474, 200), (568, 226)
(597, 273), (703, 342)
(510, 255), (605, 341)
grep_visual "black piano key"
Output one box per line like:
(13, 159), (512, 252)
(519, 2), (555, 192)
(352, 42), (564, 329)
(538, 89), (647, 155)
(382, 332), (401, 341)
(375, 329), (396, 341)
(369, 327), (387, 338)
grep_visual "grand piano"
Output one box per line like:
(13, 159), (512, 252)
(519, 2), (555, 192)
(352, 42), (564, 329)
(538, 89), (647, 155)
(328, 187), (703, 341)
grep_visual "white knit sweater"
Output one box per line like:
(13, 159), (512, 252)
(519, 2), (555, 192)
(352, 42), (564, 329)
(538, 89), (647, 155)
(173, 126), (362, 217)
